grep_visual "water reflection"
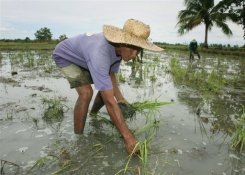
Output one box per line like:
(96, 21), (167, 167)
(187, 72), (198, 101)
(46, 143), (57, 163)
(1, 50), (245, 174)
(167, 51), (245, 173)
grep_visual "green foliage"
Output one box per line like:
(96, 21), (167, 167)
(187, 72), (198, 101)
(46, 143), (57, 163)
(35, 27), (52, 41)
(131, 100), (172, 112)
(170, 58), (226, 93)
(24, 37), (31, 42)
(42, 97), (65, 123)
(177, 0), (240, 47)
(218, 0), (244, 38)
(118, 140), (149, 175)
(117, 72), (126, 83)
(119, 100), (173, 120)
(230, 106), (245, 152)
(58, 34), (68, 41)
(0, 41), (57, 50)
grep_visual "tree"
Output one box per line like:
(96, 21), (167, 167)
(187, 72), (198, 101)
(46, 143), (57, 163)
(34, 27), (52, 41)
(218, 0), (245, 39)
(59, 34), (68, 41)
(177, 0), (239, 47)
(24, 37), (31, 42)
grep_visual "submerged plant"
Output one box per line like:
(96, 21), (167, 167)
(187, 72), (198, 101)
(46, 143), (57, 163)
(27, 156), (54, 173)
(116, 140), (150, 175)
(230, 106), (245, 152)
(42, 97), (67, 123)
(169, 57), (226, 94)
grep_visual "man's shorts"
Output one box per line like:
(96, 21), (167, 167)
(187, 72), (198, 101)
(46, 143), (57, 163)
(60, 64), (93, 88)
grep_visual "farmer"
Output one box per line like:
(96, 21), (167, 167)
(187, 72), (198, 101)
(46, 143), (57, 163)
(189, 39), (201, 60)
(52, 19), (163, 154)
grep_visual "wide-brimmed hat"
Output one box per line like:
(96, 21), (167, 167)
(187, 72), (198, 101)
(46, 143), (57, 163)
(103, 19), (163, 52)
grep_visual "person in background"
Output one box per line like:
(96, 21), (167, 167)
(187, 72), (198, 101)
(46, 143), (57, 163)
(52, 19), (163, 154)
(189, 39), (201, 60)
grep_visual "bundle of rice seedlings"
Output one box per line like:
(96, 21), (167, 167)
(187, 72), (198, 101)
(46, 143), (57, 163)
(42, 97), (66, 123)
(131, 100), (172, 112)
(119, 100), (173, 120)
(230, 107), (245, 152)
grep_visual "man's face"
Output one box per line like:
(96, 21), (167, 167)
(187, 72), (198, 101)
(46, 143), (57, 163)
(120, 45), (142, 62)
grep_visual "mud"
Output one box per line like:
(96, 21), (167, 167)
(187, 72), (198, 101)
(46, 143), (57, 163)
(0, 50), (244, 175)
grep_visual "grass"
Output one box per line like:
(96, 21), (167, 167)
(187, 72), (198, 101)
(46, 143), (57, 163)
(116, 140), (151, 175)
(0, 41), (56, 50)
(131, 100), (172, 112)
(230, 106), (245, 152)
(169, 57), (226, 94)
(42, 96), (67, 123)
(1, 41), (244, 56)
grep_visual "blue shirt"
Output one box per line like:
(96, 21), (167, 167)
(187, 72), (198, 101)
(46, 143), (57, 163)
(53, 33), (121, 90)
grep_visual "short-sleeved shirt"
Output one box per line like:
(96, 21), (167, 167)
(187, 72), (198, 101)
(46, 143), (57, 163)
(52, 33), (121, 91)
(189, 41), (198, 51)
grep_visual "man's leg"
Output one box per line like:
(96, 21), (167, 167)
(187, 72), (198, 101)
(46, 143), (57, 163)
(74, 85), (93, 134)
(90, 91), (104, 115)
(189, 51), (194, 60)
(197, 51), (201, 59)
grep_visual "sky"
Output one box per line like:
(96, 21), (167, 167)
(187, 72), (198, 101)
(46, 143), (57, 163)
(0, 0), (244, 46)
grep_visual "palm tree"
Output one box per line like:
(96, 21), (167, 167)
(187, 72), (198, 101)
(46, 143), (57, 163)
(218, 0), (245, 39)
(177, 0), (239, 47)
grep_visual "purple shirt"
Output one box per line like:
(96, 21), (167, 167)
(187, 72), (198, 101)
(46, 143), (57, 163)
(52, 33), (121, 90)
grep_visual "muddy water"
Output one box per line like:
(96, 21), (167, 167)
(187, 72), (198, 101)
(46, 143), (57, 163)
(0, 50), (244, 175)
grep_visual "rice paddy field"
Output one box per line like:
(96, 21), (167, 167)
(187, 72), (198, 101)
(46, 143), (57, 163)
(0, 49), (244, 175)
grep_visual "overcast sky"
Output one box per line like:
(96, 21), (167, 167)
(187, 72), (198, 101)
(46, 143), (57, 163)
(0, 0), (244, 46)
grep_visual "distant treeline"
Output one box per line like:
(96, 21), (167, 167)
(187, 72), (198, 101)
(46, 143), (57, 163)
(1, 39), (243, 49)
(0, 38), (59, 44)
(0, 40), (244, 57)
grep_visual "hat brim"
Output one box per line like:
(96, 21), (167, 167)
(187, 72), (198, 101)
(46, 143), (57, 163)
(103, 25), (164, 52)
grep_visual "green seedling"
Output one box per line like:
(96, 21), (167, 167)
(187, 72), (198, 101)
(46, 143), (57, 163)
(230, 106), (245, 152)
(42, 97), (66, 123)
(27, 156), (55, 173)
(116, 140), (150, 175)
(132, 100), (172, 112)
(119, 100), (173, 120)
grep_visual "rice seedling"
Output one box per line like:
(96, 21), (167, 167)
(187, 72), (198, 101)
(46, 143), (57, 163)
(169, 57), (226, 94)
(115, 140), (150, 175)
(131, 100), (172, 112)
(230, 106), (245, 152)
(117, 72), (126, 83)
(42, 96), (67, 123)
(115, 100), (171, 174)
(119, 100), (172, 120)
(27, 155), (55, 173)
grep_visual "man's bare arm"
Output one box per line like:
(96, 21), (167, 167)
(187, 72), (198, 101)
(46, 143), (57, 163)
(100, 89), (137, 154)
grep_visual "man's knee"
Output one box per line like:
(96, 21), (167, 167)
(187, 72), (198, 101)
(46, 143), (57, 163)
(76, 85), (93, 101)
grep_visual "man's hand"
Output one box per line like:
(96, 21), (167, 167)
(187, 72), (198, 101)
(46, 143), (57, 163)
(118, 102), (136, 120)
(100, 89), (138, 155)
(124, 138), (139, 155)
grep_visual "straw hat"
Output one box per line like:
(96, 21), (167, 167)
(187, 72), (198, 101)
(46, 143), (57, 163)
(103, 19), (163, 52)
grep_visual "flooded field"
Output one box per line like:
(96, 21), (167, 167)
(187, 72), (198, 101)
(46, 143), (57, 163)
(0, 50), (244, 175)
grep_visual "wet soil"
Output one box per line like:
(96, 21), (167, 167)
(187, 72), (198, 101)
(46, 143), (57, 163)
(0, 50), (244, 175)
